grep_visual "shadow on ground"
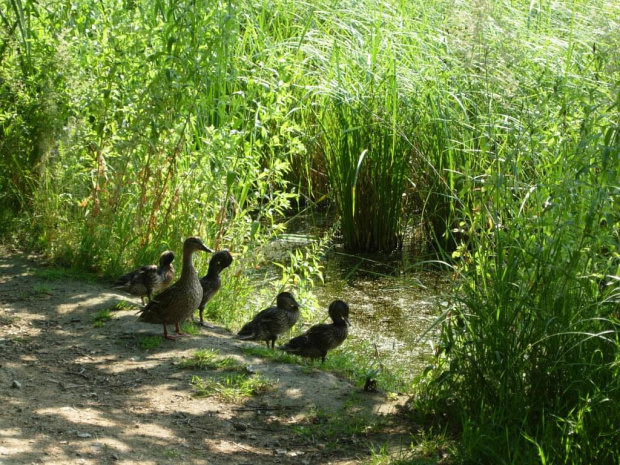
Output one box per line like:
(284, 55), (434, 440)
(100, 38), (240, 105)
(0, 250), (411, 465)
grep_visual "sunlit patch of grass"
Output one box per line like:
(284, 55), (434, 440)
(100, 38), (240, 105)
(179, 321), (199, 336)
(367, 426), (455, 464)
(369, 442), (447, 465)
(92, 309), (113, 328)
(179, 349), (245, 371)
(190, 373), (275, 403)
(162, 448), (182, 459)
(110, 300), (134, 311)
(322, 347), (412, 395)
(240, 345), (300, 364)
(139, 335), (162, 350)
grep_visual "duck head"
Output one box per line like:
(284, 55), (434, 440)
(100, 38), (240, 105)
(210, 249), (234, 271)
(276, 291), (301, 310)
(328, 300), (350, 326)
(159, 250), (175, 267)
(184, 236), (214, 253)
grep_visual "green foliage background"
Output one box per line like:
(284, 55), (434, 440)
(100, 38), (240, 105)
(1, 0), (620, 462)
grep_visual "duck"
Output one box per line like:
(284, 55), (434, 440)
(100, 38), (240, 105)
(137, 237), (212, 340)
(113, 250), (175, 305)
(196, 250), (234, 327)
(236, 292), (301, 348)
(278, 300), (350, 363)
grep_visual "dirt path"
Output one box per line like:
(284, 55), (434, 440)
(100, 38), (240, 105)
(0, 249), (409, 464)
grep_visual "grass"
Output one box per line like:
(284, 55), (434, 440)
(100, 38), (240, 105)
(292, 405), (383, 447)
(92, 309), (113, 328)
(138, 335), (163, 350)
(93, 301), (134, 327)
(412, 119), (620, 461)
(190, 373), (275, 403)
(110, 300), (134, 311)
(179, 321), (200, 336)
(33, 283), (53, 295)
(162, 448), (181, 459)
(240, 341), (413, 394)
(182, 348), (275, 402)
(369, 441), (452, 465)
(179, 349), (245, 372)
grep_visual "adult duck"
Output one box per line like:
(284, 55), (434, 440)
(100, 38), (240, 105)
(137, 237), (212, 339)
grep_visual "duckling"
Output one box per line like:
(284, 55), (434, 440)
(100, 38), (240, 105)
(197, 250), (234, 327)
(113, 250), (175, 305)
(236, 292), (301, 348)
(278, 300), (350, 364)
(137, 237), (212, 340)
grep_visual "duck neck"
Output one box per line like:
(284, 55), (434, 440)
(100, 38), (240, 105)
(204, 263), (219, 279)
(180, 250), (198, 282)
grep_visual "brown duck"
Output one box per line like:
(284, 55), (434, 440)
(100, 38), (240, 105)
(236, 292), (301, 348)
(113, 250), (175, 305)
(197, 250), (234, 327)
(278, 300), (350, 363)
(137, 237), (212, 340)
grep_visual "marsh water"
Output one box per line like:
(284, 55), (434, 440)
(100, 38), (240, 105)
(262, 214), (450, 384)
(313, 251), (447, 377)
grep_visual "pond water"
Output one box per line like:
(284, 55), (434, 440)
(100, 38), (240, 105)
(261, 213), (451, 380)
(312, 250), (448, 376)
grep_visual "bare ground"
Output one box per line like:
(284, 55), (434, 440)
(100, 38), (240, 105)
(0, 248), (411, 465)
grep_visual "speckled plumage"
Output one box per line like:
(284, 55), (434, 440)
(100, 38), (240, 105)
(278, 300), (350, 363)
(197, 250), (234, 327)
(113, 250), (175, 305)
(137, 237), (212, 340)
(236, 292), (300, 348)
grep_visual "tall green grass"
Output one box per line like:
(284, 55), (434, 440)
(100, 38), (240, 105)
(1, 0), (620, 461)
(316, 72), (414, 252)
(410, 0), (620, 460)
(419, 114), (620, 460)
(2, 0), (306, 273)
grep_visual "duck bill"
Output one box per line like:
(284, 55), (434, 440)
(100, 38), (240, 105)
(344, 316), (351, 327)
(201, 244), (214, 253)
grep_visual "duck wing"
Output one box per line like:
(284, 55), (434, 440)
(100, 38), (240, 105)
(237, 306), (278, 338)
(137, 281), (202, 324)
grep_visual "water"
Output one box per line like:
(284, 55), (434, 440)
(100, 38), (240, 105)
(312, 249), (448, 376)
(262, 213), (451, 379)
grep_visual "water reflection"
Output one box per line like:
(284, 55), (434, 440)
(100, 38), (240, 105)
(313, 248), (448, 376)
